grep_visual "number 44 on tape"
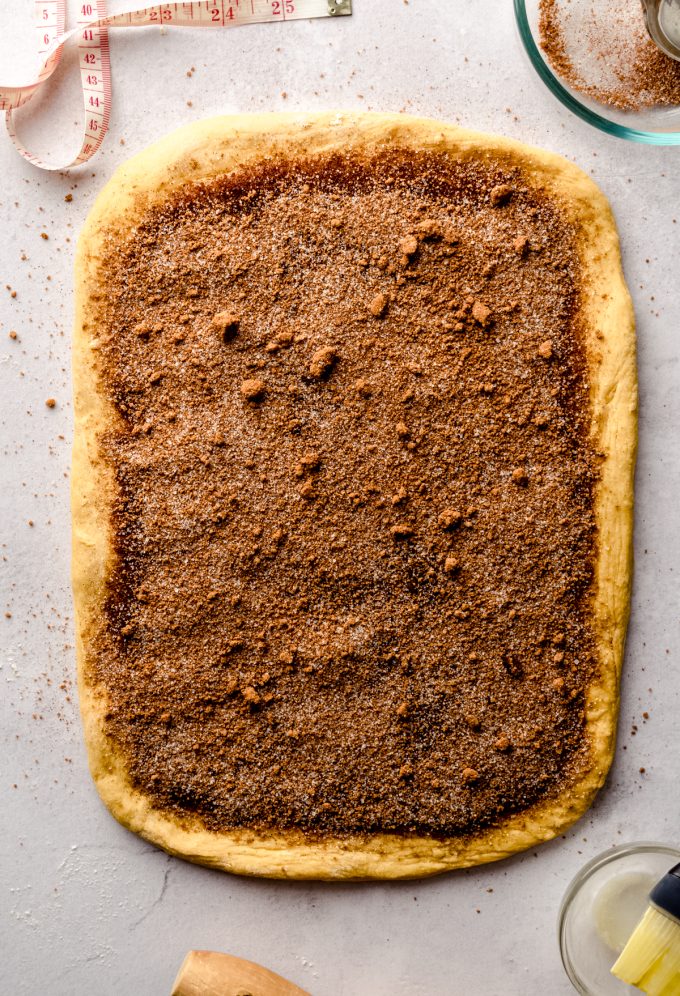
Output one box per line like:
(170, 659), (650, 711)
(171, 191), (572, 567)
(0, 0), (352, 171)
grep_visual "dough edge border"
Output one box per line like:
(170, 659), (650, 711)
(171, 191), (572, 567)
(71, 111), (637, 880)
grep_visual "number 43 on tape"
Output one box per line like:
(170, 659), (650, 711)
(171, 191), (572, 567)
(0, 0), (351, 171)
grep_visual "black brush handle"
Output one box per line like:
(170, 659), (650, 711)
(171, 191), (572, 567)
(650, 862), (680, 922)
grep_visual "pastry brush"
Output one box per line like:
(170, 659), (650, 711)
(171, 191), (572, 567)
(171, 951), (311, 996)
(611, 862), (680, 995)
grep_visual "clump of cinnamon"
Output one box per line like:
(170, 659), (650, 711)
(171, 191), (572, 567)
(309, 346), (338, 378)
(369, 292), (388, 317)
(213, 312), (240, 341)
(240, 378), (266, 401)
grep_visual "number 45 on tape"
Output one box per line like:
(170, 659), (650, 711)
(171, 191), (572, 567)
(0, 0), (352, 171)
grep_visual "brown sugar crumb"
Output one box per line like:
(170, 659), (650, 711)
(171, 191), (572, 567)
(502, 652), (523, 678)
(415, 218), (442, 238)
(240, 378), (266, 402)
(213, 312), (240, 341)
(438, 508), (462, 530)
(89, 147), (599, 840)
(353, 378), (372, 397)
(134, 321), (151, 340)
(538, 340), (553, 360)
(511, 468), (529, 487)
(266, 331), (294, 353)
(462, 767), (480, 785)
(295, 451), (322, 476)
(369, 292), (388, 317)
(308, 346), (338, 378)
(9, 331), (17, 340)
(40, 232), (49, 240)
(472, 301), (492, 327)
(399, 234), (418, 257)
(489, 184), (513, 207)
(242, 686), (261, 706)
(45, 398), (56, 408)
(299, 480), (315, 499)
(64, 193), (73, 202)
(513, 235), (530, 257)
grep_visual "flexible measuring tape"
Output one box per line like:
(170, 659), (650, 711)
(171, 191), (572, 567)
(0, 0), (351, 171)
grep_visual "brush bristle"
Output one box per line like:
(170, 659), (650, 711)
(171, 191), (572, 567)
(611, 905), (680, 995)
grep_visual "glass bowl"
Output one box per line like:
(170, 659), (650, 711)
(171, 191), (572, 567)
(559, 842), (680, 995)
(514, 0), (680, 143)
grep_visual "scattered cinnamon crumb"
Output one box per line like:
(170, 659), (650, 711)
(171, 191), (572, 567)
(489, 184), (513, 207)
(513, 235), (530, 256)
(472, 301), (492, 326)
(308, 346), (338, 378)
(242, 686), (261, 706)
(369, 292), (388, 317)
(213, 312), (240, 341)
(438, 508), (462, 530)
(391, 522), (414, 539)
(240, 378), (266, 402)
(399, 234), (418, 257)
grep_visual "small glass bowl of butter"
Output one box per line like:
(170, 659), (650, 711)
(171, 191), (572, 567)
(559, 842), (680, 995)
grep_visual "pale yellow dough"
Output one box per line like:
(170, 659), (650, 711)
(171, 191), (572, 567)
(72, 112), (637, 879)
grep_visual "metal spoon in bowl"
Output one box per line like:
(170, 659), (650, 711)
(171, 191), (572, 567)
(643, 0), (680, 60)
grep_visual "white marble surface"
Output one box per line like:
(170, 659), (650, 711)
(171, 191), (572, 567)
(1, 2), (679, 994)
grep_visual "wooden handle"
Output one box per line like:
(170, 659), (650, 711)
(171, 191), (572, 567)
(171, 951), (312, 996)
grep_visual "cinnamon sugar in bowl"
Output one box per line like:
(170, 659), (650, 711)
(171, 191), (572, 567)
(515, 0), (680, 143)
